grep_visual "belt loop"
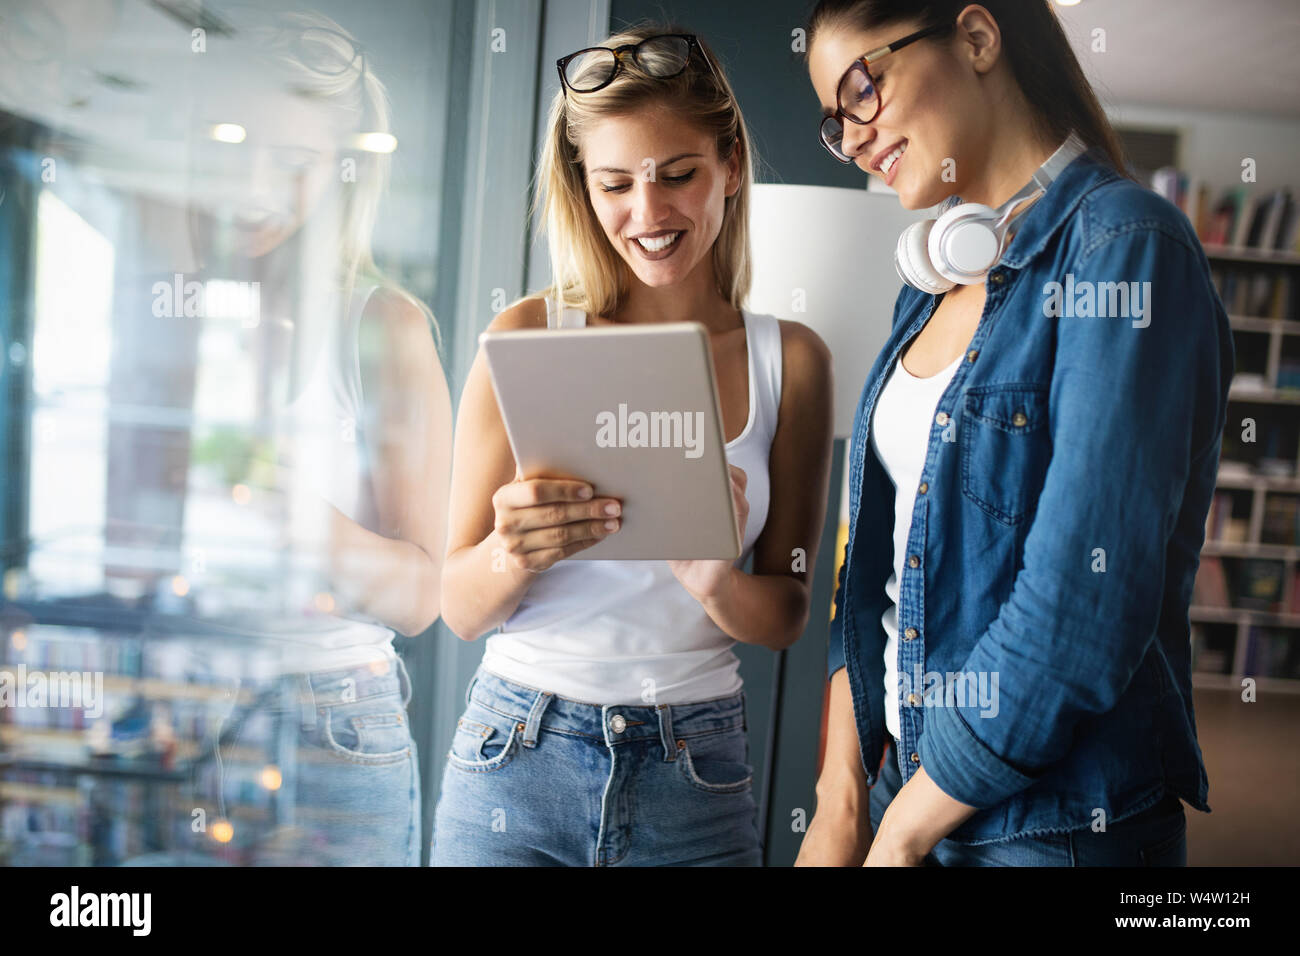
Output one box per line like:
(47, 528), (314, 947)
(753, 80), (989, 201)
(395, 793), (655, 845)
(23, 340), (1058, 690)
(464, 670), (480, 708)
(521, 690), (553, 748)
(394, 654), (413, 708)
(657, 703), (677, 762)
(298, 673), (317, 729)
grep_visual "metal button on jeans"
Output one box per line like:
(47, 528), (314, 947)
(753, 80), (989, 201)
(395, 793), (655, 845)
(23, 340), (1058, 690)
(610, 715), (626, 733)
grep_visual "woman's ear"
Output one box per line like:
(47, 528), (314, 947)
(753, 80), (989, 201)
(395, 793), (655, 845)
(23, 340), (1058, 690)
(722, 141), (743, 198)
(956, 5), (1003, 75)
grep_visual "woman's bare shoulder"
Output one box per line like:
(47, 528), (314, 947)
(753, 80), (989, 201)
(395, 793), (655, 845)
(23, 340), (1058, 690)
(485, 295), (548, 333)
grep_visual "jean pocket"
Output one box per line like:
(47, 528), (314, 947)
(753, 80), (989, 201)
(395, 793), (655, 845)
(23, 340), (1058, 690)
(676, 729), (753, 794)
(321, 699), (412, 765)
(445, 705), (519, 773)
(961, 383), (1051, 525)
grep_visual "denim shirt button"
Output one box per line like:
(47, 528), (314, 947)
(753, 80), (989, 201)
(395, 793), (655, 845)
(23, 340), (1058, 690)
(917, 481), (928, 494)
(908, 554), (920, 569)
(904, 627), (918, 641)
(1012, 410), (1028, 427)
(967, 349), (978, 363)
(990, 272), (1004, 284)
(907, 693), (919, 706)
(935, 411), (949, 426)
(910, 752), (921, 764)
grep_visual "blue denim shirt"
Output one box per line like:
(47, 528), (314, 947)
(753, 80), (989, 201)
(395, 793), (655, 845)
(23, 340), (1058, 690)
(828, 148), (1234, 844)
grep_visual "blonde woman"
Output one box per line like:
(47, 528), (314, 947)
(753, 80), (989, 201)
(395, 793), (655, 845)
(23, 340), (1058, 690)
(434, 24), (834, 866)
(185, 9), (450, 866)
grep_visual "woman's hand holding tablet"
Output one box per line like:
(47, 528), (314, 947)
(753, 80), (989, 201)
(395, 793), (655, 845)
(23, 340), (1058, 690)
(490, 472), (623, 572)
(479, 322), (742, 560)
(667, 464), (749, 597)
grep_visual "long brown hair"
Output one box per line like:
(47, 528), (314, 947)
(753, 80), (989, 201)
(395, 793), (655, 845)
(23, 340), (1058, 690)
(807, 0), (1131, 178)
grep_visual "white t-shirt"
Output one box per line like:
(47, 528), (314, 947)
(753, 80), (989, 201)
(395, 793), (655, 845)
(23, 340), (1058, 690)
(479, 298), (784, 704)
(870, 347), (963, 740)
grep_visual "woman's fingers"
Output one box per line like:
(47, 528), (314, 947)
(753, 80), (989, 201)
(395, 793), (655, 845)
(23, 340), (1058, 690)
(506, 520), (621, 570)
(505, 497), (621, 534)
(492, 476), (621, 570)
(495, 477), (593, 510)
(493, 478), (621, 534)
(511, 517), (620, 554)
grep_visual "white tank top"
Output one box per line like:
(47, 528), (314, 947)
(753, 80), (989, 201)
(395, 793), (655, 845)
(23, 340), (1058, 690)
(870, 347), (964, 740)
(236, 279), (397, 674)
(480, 297), (784, 705)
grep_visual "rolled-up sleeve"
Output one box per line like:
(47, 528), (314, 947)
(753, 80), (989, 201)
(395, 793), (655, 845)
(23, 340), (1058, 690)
(919, 225), (1228, 808)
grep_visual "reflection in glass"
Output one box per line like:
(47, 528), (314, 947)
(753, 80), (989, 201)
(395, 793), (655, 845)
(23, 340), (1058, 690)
(0, 1), (452, 865)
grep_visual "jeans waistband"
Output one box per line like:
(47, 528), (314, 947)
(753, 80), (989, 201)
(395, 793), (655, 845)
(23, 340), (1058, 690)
(284, 656), (410, 727)
(467, 667), (746, 757)
(303, 655), (410, 706)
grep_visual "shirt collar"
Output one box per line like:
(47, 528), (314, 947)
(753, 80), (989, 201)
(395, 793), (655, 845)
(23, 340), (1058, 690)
(996, 146), (1122, 271)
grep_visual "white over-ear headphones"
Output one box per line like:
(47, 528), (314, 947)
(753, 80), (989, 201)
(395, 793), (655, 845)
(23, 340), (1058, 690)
(894, 132), (1087, 294)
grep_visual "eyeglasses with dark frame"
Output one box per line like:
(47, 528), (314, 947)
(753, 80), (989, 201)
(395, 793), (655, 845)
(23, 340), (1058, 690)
(818, 21), (952, 164)
(556, 33), (720, 96)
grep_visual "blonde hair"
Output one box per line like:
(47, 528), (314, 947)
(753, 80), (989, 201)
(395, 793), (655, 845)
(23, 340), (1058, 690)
(533, 23), (754, 318)
(245, 8), (443, 351)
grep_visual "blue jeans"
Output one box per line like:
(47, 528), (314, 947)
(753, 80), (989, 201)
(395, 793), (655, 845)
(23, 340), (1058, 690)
(869, 736), (1186, 866)
(205, 655), (422, 866)
(431, 668), (763, 866)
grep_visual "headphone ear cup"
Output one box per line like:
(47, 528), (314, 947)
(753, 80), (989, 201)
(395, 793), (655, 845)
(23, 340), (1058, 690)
(928, 203), (1002, 286)
(894, 220), (955, 295)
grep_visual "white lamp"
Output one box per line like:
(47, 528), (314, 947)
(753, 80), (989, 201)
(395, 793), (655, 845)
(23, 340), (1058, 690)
(748, 183), (929, 438)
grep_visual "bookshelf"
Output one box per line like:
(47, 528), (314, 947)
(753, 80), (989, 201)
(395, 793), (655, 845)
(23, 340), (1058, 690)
(1191, 244), (1300, 692)
(0, 612), (301, 865)
(1153, 169), (1300, 691)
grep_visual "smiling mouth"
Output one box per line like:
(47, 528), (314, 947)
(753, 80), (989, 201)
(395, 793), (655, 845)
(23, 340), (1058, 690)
(873, 139), (908, 176)
(633, 230), (682, 252)
(628, 230), (685, 260)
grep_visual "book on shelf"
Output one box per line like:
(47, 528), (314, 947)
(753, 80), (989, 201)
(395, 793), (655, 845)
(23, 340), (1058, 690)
(1190, 622), (1231, 675)
(1233, 558), (1285, 612)
(1261, 495), (1300, 547)
(1243, 626), (1300, 680)
(1203, 490), (1249, 544)
(1280, 358), (1300, 391)
(1192, 555), (1231, 607)
(1150, 169), (1300, 255)
(1211, 267), (1297, 320)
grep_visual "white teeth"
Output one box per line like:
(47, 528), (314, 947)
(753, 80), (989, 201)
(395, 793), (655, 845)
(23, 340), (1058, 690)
(880, 141), (908, 175)
(635, 231), (681, 252)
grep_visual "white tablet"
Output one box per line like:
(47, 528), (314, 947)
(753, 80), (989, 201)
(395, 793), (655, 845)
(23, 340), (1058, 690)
(479, 321), (741, 560)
